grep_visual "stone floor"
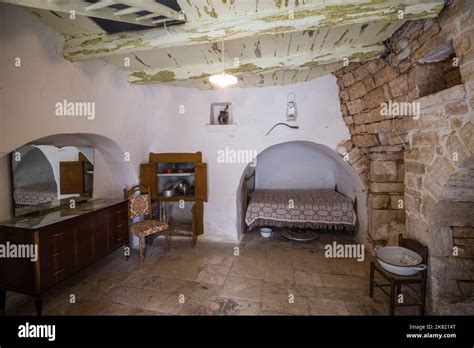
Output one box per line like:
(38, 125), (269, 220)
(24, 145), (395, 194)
(5, 230), (417, 315)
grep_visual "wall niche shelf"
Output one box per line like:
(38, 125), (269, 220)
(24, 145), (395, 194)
(205, 123), (238, 132)
(157, 173), (194, 177)
(206, 102), (236, 132)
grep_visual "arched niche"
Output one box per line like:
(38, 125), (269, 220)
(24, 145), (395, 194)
(236, 140), (368, 243)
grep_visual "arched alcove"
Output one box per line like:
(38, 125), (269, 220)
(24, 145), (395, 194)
(236, 141), (368, 242)
(1, 133), (137, 219)
(12, 146), (57, 207)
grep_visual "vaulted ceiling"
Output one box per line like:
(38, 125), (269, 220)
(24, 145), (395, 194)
(2, 0), (445, 89)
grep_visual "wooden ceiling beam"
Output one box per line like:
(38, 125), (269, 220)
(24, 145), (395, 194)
(62, 0), (444, 61)
(127, 43), (385, 84)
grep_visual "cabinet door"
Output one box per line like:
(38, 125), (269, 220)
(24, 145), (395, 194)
(93, 208), (109, 259)
(194, 162), (208, 202)
(140, 163), (157, 199)
(74, 216), (94, 270)
(60, 161), (85, 194)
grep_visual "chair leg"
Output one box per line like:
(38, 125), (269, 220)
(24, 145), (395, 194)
(420, 273), (427, 316)
(164, 230), (170, 253)
(139, 236), (144, 264)
(369, 262), (374, 298)
(389, 281), (396, 316)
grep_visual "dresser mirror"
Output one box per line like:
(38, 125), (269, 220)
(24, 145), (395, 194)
(10, 145), (94, 217)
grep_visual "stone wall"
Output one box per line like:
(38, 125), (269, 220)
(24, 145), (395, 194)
(334, 0), (474, 314)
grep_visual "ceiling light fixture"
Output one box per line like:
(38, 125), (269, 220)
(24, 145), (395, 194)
(209, 41), (237, 88)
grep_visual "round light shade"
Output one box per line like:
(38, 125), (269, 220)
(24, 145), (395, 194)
(208, 72), (238, 88)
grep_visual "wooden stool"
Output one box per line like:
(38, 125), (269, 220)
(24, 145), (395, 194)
(369, 234), (428, 315)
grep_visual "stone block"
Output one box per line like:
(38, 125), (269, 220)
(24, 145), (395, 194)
(374, 65), (398, 87)
(411, 131), (440, 146)
(342, 72), (355, 87)
(348, 81), (367, 100)
(368, 152), (404, 161)
(369, 209), (406, 242)
(369, 194), (390, 209)
(346, 99), (364, 115)
(445, 100), (468, 116)
(368, 108), (381, 122)
(343, 116), (354, 126)
(367, 59), (385, 75)
(452, 227), (474, 238)
(390, 195), (404, 210)
(339, 89), (350, 102)
(416, 85), (465, 109)
(453, 28), (474, 59)
(346, 146), (363, 164)
(370, 145), (404, 153)
(353, 112), (372, 125)
(369, 182), (405, 193)
(352, 65), (370, 82)
(404, 147), (436, 163)
(418, 20), (441, 45)
(352, 156), (369, 174)
(405, 173), (423, 191)
(388, 133), (409, 146)
(362, 87), (386, 110)
(352, 134), (379, 147)
(397, 163), (405, 183)
(459, 121), (473, 151)
(362, 76), (376, 92)
(404, 161), (425, 175)
(370, 160), (398, 182)
(388, 74), (408, 98)
(428, 156), (457, 189)
(352, 124), (366, 134)
(404, 194), (422, 214)
(445, 134), (469, 166)
(365, 120), (392, 134)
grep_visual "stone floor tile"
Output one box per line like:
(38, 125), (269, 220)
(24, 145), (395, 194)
(308, 298), (349, 315)
(221, 276), (263, 302)
(261, 293), (309, 315)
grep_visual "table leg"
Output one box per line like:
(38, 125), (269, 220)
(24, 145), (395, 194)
(35, 295), (43, 316)
(0, 288), (6, 315)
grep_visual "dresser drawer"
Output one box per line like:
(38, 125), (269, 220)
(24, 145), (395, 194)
(40, 242), (75, 290)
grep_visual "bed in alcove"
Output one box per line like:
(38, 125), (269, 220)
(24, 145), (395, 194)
(240, 141), (361, 239)
(245, 187), (357, 233)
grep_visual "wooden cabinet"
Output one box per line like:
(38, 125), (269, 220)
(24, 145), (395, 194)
(140, 152), (207, 243)
(0, 200), (128, 315)
(59, 160), (94, 195)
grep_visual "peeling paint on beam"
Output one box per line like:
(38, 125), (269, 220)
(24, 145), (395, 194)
(127, 43), (386, 84)
(63, 0), (444, 61)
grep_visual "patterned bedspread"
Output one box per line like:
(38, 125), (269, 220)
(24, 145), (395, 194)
(14, 183), (58, 205)
(245, 189), (356, 230)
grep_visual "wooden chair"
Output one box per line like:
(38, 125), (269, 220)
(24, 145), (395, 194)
(369, 234), (428, 315)
(124, 185), (169, 264)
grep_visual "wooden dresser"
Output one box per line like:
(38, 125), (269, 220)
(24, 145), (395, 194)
(0, 199), (128, 315)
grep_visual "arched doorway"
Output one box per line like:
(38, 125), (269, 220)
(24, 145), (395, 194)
(236, 141), (368, 242)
